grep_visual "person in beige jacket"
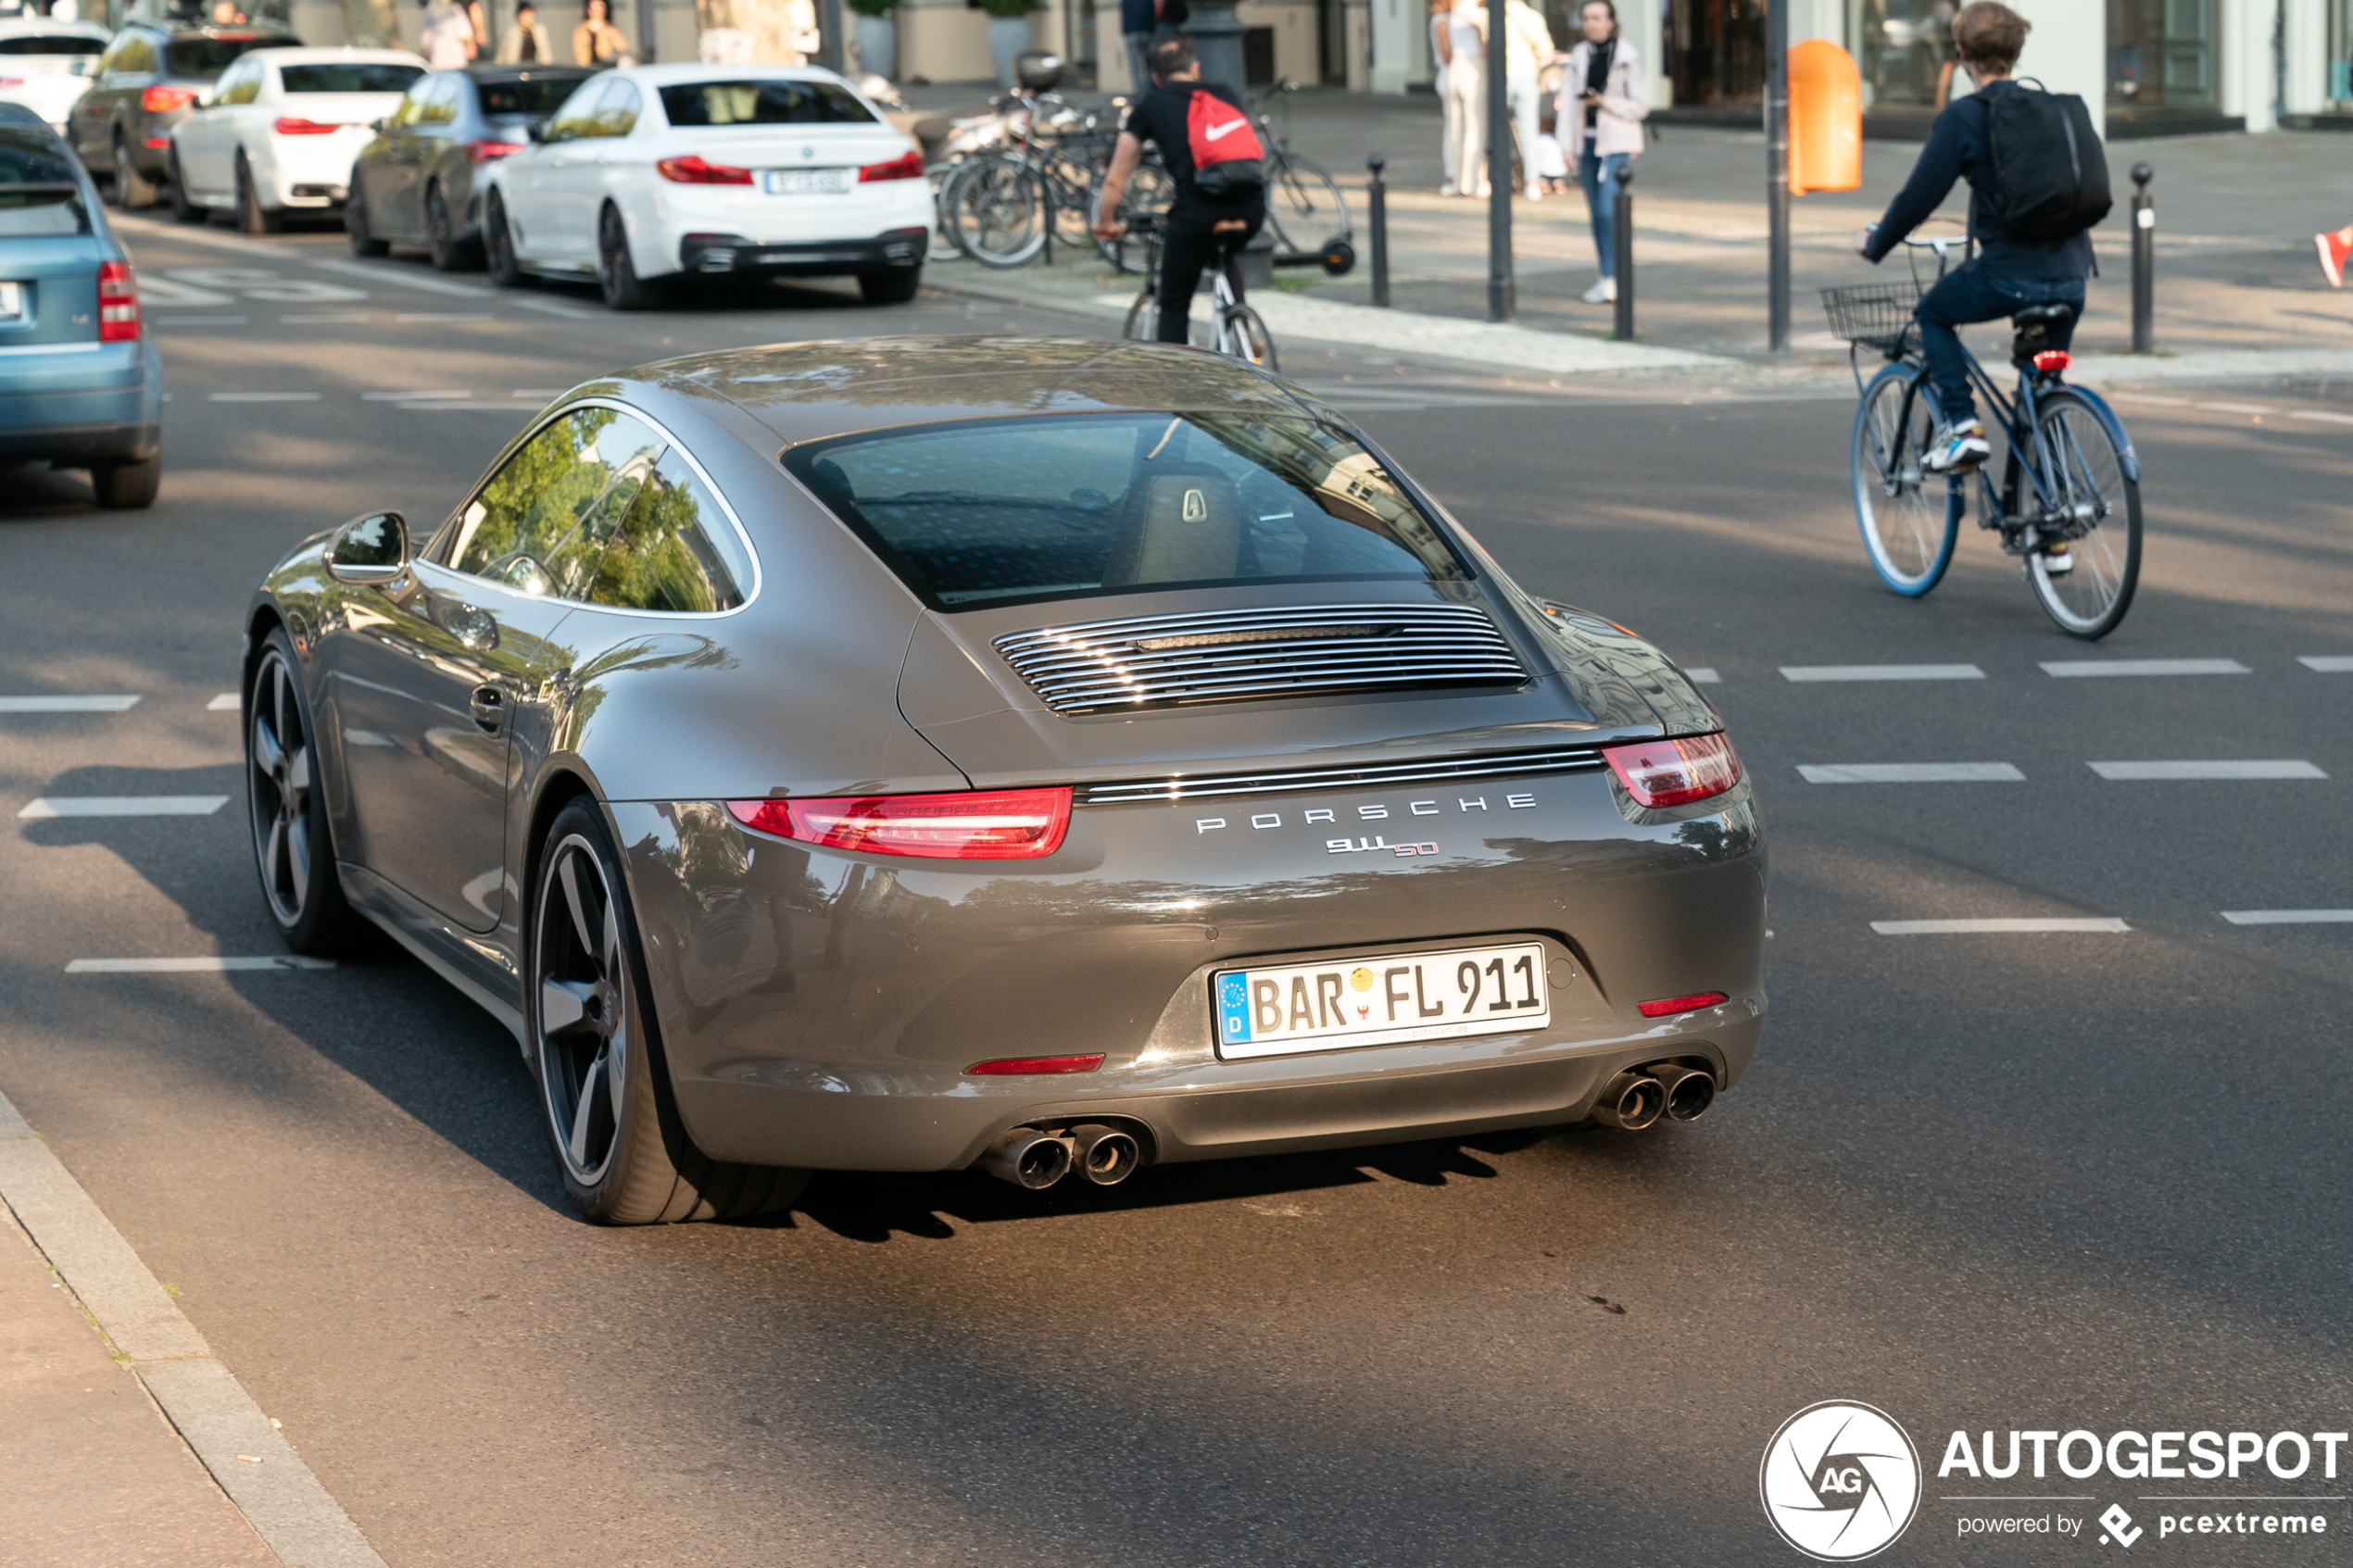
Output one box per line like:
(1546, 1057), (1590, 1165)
(1555, 0), (1646, 302)
(497, 1), (557, 62)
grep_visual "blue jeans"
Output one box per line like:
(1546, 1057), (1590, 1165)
(1577, 148), (1629, 278)
(1916, 268), (2085, 424)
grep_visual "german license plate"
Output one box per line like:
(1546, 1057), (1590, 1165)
(762, 168), (851, 194)
(0, 282), (21, 322)
(1214, 941), (1551, 1061)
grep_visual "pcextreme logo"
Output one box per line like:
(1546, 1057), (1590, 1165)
(1761, 1401), (1924, 1562)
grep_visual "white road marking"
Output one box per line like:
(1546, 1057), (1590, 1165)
(2221, 909), (2353, 925)
(135, 274), (236, 306)
(208, 693), (239, 711)
(150, 315), (249, 325)
(1799, 763), (2024, 784)
(2106, 392), (2190, 406)
(2300, 656), (2353, 672)
(506, 296), (598, 320)
(208, 392), (321, 403)
(394, 312), (494, 322)
(0, 695), (140, 712)
(393, 400), (544, 411)
(2040, 658), (2251, 677)
(281, 313), (371, 324)
(1780, 663), (1985, 682)
(2290, 409), (2353, 426)
(65, 956), (334, 972)
(18, 796), (229, 818)
(2087, 760), (2326, 780)
(1872, 918), (2132, 935)
(2198, 401), (2272, 415)
(360, 389), (470, 400)
(306, 257), (487, 298)
(1684, 667), (1721, 684)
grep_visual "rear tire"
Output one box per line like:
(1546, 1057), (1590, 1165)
(596, 204), (660, 310)
(529, 799), (810, 1224)
(950, 156), (1046, 270)
(2025, 389), (2142, 640)
(1122, 285), (1158, 342)
(1852, 365), (1961, 596)
(1226, 304), (1277, 370)
(166, 150), (202, 223)
(113, 134), (157, 208)
(857, 267), (921, 305)
(425, 182), (475, 270)
(346, 178), (390, 256)
(90, 454), (161, 509)
(484, 189), (528, 287)
(234, 154), (281, 234)
(245, 631), (361, 956)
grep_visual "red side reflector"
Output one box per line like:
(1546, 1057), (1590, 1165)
(965, 1054), (1104, 1076)
(656, 153), (752, 184)
(857, 149), (924, 182)
(2032, 349), (2071, 373)
(97, 259), (139, 343)
(728, 788), (1073, 860)
(1601, 732), (1743, 809)
(141, 84), (195, 113)
(1638, 992), (1728, 1018)
(272, 116), (342, 135)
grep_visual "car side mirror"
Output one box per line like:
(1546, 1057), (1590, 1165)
(526, 120), (547, 141)
(323, 511), (410, 585)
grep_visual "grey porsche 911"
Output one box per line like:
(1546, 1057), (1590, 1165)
(243, 337), (1764, 1224)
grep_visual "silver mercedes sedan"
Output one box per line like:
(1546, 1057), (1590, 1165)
(243, 337), (1765, 1224)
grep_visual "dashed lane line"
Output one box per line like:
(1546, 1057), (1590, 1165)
(1683, 667), (1720, 684)
(2087, 760), (2326, 780)
(147, 315), (248, 325)
(18, 797), (229, 818)
(2302, 656), (2353, 672)
(278, 313), (371, 324)
(1780, 664), (1985, 682)
(2041, 659), (2250, 677)
(2221, 909), (2353, 925)
(2198, 401), (2273, 416)
(1798, 763), (2024, 784)
(1872, 918), (2132, 935)
(65, 957), (334, 972)
(208, 392), (320, 403)
(394, 312), (495, 323)
(360, 389), (470, 401)
(0, 696), (139, 713)
(208, 693), (239, 711)
(2293, 410), (2353, 426)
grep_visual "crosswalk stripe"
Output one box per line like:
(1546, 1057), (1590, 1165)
(2087, 760), (2325, 780)
(2300, 656), (2353, 672)
(18, 797), (229, 819)
(208, 693), (240, 711)
(65, 957), (335, 972)
(1872, 918), (2131, 935)
(0, 696), (140, 713)
(2041, 659), (2250, 677)
(1799, 763), (2023, 784)
(2220, 909), (2353, 925)
(1780, 664), (1985, 682)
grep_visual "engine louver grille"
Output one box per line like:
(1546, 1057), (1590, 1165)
(1078, 746), (1607, 805)
(994, 604), (1528, 715)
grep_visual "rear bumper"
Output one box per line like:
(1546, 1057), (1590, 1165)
(676, 227), (928, 280)
(0, 338), (162, 461)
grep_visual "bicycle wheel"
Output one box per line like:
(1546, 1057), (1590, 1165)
(950, 157), (1048, 270)
(1124, 285), (1160, 342)
(927, 160), (969, 259)
(1224, 305), (1278, 371)
(1043, 138), (1105, 248)
(1851, 365), (1961, 596)
(1265, 154), (1352, 253)
(1095, 157), (1173, 272)
(2025, 389), (2142, 639)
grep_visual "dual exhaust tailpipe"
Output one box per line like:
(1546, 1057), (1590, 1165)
(1592, 1062), (1717, 1132)
(978, 1123), (1143, 1191)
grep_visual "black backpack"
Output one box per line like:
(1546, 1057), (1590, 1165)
(1983, 80), (2112, 244)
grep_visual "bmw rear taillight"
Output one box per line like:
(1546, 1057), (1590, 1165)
(657, 154), (752, 184)
(466, 137), (525, 164)
(1601, 732), (1743, 809)
(857, 149), (924, 182)
(272, 116), (340, 134)
(728, 788), (1072, 859)
(142, 84), (196, 113)
(97, 260), (139, 343)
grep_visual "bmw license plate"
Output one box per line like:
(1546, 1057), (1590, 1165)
(1214, 941), (1551, 1061)
(0, 282), (21, 322)
(762, 168), (852, 194)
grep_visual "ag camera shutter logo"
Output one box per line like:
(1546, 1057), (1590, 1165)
(1760, 1400), (1922, 1561)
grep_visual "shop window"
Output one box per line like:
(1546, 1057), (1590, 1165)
(2109, 0), (2216, 115)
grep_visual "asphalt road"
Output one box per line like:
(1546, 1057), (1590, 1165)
(3, 214), (2349, 1567)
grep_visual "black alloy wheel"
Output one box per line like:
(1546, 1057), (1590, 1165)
(425, 182), (472, 270)
(858, 267), (921, 306)
(596, 204), (658, 310)
(234, 153), (281, 234)
(527, 800), (806, 1223)
(245, 631), (357, 954)
(346, 176), (388, 256)
(484, 190), (527, 286)
(166, 148), (202, 223)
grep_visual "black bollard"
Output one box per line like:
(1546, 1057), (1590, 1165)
(1612, 161), (1634, 341)
(1368, 153), (1390, 309)
(2131, 162), (2154, 355)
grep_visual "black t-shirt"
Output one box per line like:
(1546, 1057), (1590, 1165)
(1122, 79), (1255, 207)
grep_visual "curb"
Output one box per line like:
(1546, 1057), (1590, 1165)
(0, 1089), (388, 1568)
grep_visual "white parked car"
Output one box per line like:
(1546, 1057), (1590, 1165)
(481, 64), (928, 311)
(167, 45), (424, 232)
(0, 19), (110, 132)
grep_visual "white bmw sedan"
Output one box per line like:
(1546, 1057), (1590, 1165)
(481, 64), (928, 310)
(0, 19), (111, 133)
(168, 46), (425, 232)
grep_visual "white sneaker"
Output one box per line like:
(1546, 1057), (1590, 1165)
(2041, 544), (2075, 575)
(1474, 182), (1492, 198)
(1581, 278), (1617, 305)
(1524, 182), (1542, 200)
(1441, 182), (1459, 197)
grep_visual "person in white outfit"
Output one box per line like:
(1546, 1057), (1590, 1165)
(1431, 0), (1458, 194)
(1502, 0), (1554, 200)
(420, 0), (477, 69)
(1443, 0), (1486, 198)
(1556, 0), (1646, 303)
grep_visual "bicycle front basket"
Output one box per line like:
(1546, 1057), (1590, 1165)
(1820, 282), (1922, 351)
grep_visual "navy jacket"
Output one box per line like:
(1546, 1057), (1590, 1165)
(1864, 81), (2095, 281)
(1121, 0), (1156, 37)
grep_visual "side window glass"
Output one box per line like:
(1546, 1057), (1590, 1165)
(420, 74), (460, 125)
(394, 76), (434, 125)
(588, 449), (751, 613)
(116, 35), (155, 73)
(542, 77), (609, 142)
(592, 78), (639, 137)
(448, 408), (666, 600)
(221, 65), (259, 105)
(96, 35), (127, 72)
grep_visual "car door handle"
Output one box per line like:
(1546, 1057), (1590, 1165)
(469, 685), (507, 733)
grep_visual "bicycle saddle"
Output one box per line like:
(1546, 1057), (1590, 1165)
(2010, 301), (2076, 329)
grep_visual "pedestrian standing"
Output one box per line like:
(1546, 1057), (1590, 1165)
(1431, 0), (1458, 195)
(573, 0), (627, 65)
(1443, 0), (1486, 199)
(1502, 0), (1554, 200)
(1557, 0), (1645, 304)
(421, 0), (477, 69)
(497, 0), (555, 61)
(1121, 0), (1167, 100)
(466, 0), (491, 59)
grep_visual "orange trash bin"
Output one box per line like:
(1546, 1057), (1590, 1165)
(1788, 39), (1862, 195)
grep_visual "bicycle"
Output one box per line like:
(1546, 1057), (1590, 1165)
(1825, 235), (2142, 639)
(1247, 78), (1353, 259)
(1119, 215), (1278, 370)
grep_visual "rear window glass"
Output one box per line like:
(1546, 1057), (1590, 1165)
(0, 34), (106, 54)
(0, 128), (77, 186)
(786, 413), (1469, 609)
(165, 35), (293, 78)
(659, 79), (875, 126)
(0, 129), (84, 235)
(476, 74), (591, 117)
(280, 62), (423, 93)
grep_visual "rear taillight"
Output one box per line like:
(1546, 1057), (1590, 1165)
(1638, 992), (1729, 1018)
(728, 788), (1073, 859)
(0, 78), (24, 89)
(97, 259), (139, 343)
(466, 137), (525, 164)
(272, 116), (340, 135)
(857, 149), (924, 182)
(1602, 732), (1743, 809)
(2032, 349), (2071, 373)
(141, 84), (195, 113)
(656, 154), (752, 184)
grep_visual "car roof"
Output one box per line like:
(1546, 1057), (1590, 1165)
(638, 336), (1321, 448)
(0, 19), (113, 37)
(134, 22), (302, 40)
(243, 45), (430, 65)
(462, 63), (598, 79)
(607, 62), (851, 87)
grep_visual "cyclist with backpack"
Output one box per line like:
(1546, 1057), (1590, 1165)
(1092, 35), (1267, 345)
(1855, 1), (2108, 475)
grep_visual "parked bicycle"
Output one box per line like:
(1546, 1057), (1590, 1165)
(1826, 235), (2142, 639)
(1119, 214), (1277, 370)
(1248, 78), (1353, 260)
(933, 55), (1107, 269)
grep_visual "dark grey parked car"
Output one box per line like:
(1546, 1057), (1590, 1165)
(346, 64), (597, 270)
(242, 338), (1766, 1225)
(69, 20), (296, 207)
